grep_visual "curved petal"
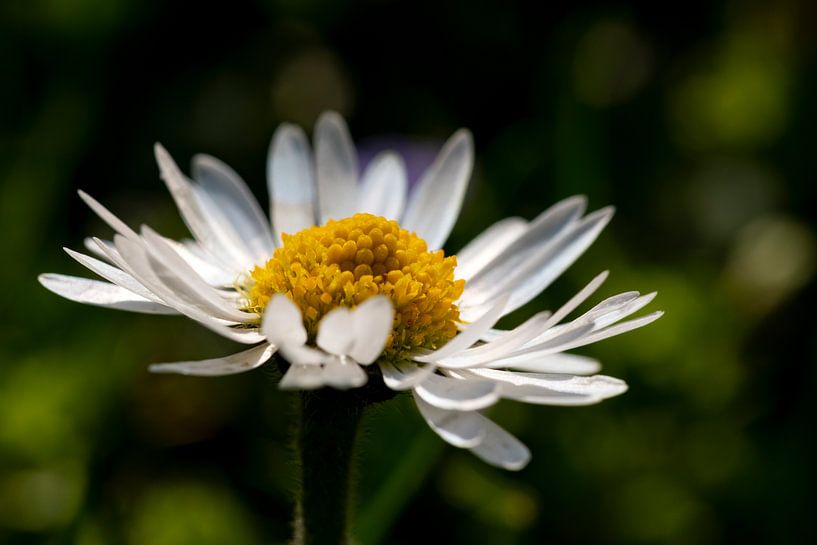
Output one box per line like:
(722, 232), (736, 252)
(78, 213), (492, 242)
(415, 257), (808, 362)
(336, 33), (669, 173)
(485, 353), (601, 375)
(468, 416), (530, 471)
(379, 360), (437, 391)
(401, 129), (473, 250)
(462, 205), (613, 316)
(591, 292), (657, 330)
(163, 238), (236, 287)
(457, 369), (627, 403)
(83, 236), (115, 261)
(192, 153), (276, 260)
(316, 306), (354, 355)
(414, 393), (486, 448)
(38, 274), (177, 315)
(262, 295), (308, 346)
(435, 311), (552, 369)
(462, 195), (587, 303)
(490, 322), (596, 364)
(356, 152), (407, 220)
(350, 295), (393, 364)
(268, 123), (316, 240)
(149, 343), (276, 376)
(455, 217), (528, 281)
(414, 373), (499, 411)
(154, 144), (251, 273)
(140, 226), (255, 323)
(521, 290), (659, 349)
(414, 294), (508, 363)
(280, 363), (325, 390)
(321, 356), (368, 389)
(64, 247), (165, 304)
(524, 270), (609, 335)
(113, 235), (265, 344)
(279, 343), (327, 366)
(315, 111), (358, 223)
(77, 190), (139, 241)
(556, 311), (664, 352)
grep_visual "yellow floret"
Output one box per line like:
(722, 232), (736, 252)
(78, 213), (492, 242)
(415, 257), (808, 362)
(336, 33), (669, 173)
(245, 213), (464, 360)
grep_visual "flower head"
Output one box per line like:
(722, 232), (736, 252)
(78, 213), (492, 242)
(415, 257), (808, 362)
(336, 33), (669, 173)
(39, 111), (662, 470)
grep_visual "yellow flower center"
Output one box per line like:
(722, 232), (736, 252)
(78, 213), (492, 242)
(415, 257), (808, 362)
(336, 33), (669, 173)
(246, 213), (465, 360)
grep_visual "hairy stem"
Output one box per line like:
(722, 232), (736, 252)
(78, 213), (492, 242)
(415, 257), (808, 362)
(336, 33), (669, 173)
(293, 389), (365, 545)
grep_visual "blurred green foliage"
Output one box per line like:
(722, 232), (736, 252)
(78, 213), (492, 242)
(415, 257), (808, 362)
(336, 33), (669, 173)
(2, 0), (816, 544)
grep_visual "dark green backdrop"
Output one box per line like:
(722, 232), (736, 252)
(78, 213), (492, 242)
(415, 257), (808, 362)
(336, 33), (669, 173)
(2, 0), (816, 543)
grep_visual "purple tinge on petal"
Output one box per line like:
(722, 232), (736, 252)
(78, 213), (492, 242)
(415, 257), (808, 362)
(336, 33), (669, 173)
(356, 136), (442, 190)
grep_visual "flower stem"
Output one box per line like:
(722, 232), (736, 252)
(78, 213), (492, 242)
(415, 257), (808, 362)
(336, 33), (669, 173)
(293, 389), (366, 545)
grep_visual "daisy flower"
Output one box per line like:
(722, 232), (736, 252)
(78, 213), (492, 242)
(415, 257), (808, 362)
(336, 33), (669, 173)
(39, 112), (661, 470)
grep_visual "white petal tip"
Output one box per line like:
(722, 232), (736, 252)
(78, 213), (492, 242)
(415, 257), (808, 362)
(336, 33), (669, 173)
(452, 128), (474, 146)
(316, 110), (345, 125)
(147, 364), (176, 374)
(598, 205), (616, 219)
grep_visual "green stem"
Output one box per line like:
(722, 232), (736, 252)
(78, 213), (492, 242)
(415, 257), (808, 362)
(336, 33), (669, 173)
(294, 389), (366, 545)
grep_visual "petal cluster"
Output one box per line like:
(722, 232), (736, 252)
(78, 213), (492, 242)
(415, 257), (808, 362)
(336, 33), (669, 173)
(39, 111), (662, 470)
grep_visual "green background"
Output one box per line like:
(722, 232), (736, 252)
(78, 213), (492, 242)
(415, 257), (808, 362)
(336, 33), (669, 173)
(2, 0), (816, 543)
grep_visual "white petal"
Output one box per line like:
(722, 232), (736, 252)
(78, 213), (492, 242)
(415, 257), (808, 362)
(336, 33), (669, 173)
(464, 206), (615, 317)
(140, 226), (254, 323)
(464, 195), (586, 293)
(350, 296), (393, 364)
(77, 190), (139, 240)
(91, 237), (136, 275)
(356, 152), (407, 220)
(401, 129), (473, 250)
(154, 143), (250, 273)
(149, 343), (276, 376)
(436, 311), (553, 369)
(261, 295), (308, 346)
(495, 382), (621, 406)
(469, 417), (531, 471)
(520, 289), (654, 349)
(64, 247), (167, 304)
(192, 153), (276, 261)
(314, 111), (358, 223)
(455, 217), (528, 281)
(490, 321), (596, 364)
(38, 274), (177, 314)
(379, 360), (437, 391)
(280, 363), (325, 390)
(164, 238), (236, 287)
(460, 196), (588, 314)
(192, 186), (259, 269)
(279, 343), (327, 366)
(457, 368), (628, 402)
(487, 353), (601, 375)
(268, 123), (316, 240)
(501, 207), (614, 315)
(557, 311), (664, 351)
(536, 270), (609, 331)
(321, 355), (368, 389)
(585, 291), (640, 317)
(113, 235), (264, 344)
(414, 294), (508, 363)
(83, 237), (115, 261)
(414, 373), (499, 411)
(590, 292), (657, 330)
(413, 393), (485, 448)
(316, 307), (354, 355)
